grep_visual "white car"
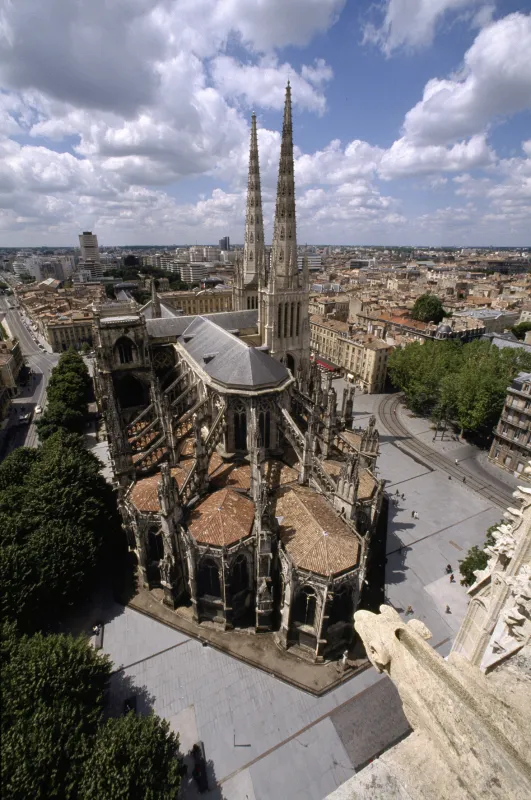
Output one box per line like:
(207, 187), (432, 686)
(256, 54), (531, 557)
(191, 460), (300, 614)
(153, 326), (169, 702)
(34, 405), (43, 415)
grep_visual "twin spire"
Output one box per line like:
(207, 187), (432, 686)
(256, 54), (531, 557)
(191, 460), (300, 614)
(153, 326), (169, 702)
(242, 83), (298, 289)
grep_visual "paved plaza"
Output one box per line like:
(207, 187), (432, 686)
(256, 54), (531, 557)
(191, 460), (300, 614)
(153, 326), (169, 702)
(99, 390), (504, 799)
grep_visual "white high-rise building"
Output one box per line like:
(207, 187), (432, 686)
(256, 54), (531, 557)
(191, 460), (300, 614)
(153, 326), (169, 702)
(79, 231), (100, 262)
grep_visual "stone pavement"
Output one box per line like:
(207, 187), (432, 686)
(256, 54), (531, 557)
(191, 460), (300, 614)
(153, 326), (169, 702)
(99, 386), (507, 798)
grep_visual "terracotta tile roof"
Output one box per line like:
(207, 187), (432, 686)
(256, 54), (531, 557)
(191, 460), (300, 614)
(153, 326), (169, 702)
(188, 488), (255, 547)
(322, 459), (342, 478)
(358, 468), (377, 501)
(340, 430), (362, 450)
(208, 454), (299, 491)
(129, 464), (191, 512)
(275, 487), (359, 577)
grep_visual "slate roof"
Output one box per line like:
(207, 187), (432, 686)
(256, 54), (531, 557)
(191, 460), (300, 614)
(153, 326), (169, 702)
(188, 488), (255, 546)
(141, 299), (182, 320)
(276, 486), (360, 577)
(146, 308), (258, 339)
(179, 316), (290, 390)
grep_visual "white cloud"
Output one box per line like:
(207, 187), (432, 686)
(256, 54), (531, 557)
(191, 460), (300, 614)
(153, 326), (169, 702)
(403, 13), (531, 146)
(214, 0), (346, 51)
(211, 56), (332, 114)
(363, 0), (489, 56)
(379, 134), (494, 178)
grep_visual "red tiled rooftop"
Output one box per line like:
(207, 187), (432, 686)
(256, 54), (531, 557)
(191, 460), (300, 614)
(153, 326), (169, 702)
(188, 488), (255, 547)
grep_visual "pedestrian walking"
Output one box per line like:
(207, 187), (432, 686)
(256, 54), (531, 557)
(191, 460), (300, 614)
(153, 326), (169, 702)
(463, 477), (466, 484)
(411, 511), (415, 519)
(455, 459), (459, 465)
(445, 564), (452, 574)
(445, 605), (451, 614)
(401, 493), (405, 500)
(406, 605), (413, 615)
(450, 573), (455, 583)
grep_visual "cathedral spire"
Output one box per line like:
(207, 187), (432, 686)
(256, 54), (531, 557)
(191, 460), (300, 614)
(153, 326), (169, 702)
(270, 81), (297, 289)
(243, 112), (264, 287)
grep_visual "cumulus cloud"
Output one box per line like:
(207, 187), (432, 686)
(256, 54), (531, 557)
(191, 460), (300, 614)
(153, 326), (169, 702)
(379, 134), (494, 178)
(403, 13), (531, 145)
(211, 56), (333, 114)
(363, 0), (491, 56)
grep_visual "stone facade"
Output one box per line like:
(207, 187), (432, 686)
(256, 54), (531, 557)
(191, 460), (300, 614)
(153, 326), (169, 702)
(488, 371), (531, 481)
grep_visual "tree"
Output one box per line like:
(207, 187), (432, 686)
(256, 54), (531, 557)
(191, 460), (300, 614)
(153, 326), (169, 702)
(511, 321), (531, 340)
(411, 293), (445, 324)
(79, 714), (182, 800)
(1, 628), (182, 800)
(1, 628), (111, 799)
(0, 431), (121, 632)
(36, 349), (91, 440)
(105, 283), (116, 299)
(459, 523), (498, 586)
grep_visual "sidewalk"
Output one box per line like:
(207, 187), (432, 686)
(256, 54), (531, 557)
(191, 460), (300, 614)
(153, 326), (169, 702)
(394, 402), (522, 492)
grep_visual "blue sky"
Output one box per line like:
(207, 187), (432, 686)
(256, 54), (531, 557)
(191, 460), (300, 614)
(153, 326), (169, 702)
(0, 0), (530, 246)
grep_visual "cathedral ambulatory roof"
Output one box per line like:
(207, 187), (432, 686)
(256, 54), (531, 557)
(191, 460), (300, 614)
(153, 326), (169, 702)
(128, 464), (192, 513)
(275, 486), (360, 577)
(188, 488), (255, 547)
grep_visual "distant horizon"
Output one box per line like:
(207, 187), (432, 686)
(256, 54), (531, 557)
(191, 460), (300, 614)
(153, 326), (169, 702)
(1, 244), (530, 252)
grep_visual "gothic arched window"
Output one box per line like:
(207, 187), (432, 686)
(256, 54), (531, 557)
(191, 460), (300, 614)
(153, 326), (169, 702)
(234, 410), (247, 451)
(258, 410), (271, 449)
(277, 305), (282, 338)
(231, 554), (249, 595)
(284, 303), (289, 338)
(147, 529), (164, 562)
(290, 302), (294, 338)
(198, 558), (221, 598)
(294, 586), (318, 628)
(115, 337), (136, 365)
(296, 302), (301, 336)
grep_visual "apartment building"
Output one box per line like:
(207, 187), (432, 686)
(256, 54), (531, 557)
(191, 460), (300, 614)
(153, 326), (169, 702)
(489, 371), (531, 480)
(161, 289), (233, 316)
(46, 310), (94, 352)
(309, 314), (391, 393)
(0, 338), (24, 395)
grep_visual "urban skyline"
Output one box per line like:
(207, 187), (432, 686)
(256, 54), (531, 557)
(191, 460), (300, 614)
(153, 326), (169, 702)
(0, 1), (530, 247)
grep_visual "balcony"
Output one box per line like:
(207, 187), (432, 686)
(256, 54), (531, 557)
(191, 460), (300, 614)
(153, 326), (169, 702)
(500, 413), (530, 431)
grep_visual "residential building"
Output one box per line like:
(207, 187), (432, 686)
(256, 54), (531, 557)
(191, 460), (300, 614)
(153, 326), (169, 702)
(454, 308), (520, 333)
(79, 231), (100, 263)
(489, 371), (531, 480)
(203, 246), (221, 262)
(180, 262), (210, 284)
(0, 338), (24, 395)
(297, 254), (322, 271)
(309, 314), (391, 392)
(46, 310), (94, 352)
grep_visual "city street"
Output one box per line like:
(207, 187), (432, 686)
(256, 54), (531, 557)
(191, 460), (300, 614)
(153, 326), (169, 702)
(0, 294), (59, 457)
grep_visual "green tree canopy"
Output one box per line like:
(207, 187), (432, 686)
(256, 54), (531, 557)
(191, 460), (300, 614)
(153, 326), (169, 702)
(0, 431), (120, 632)
(1, 628), (182, 800)
(37, 349), (91, 440)
(1, 627), (111, 799)
(459, 523), (498, 586)
(79, 713), (182, 800)
(511, 321), (531, 341)
(411, 293), (445, 324)
(388, 338), (531, 436)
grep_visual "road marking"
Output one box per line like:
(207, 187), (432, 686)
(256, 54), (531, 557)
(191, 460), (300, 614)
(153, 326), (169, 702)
(448, 540), (463, 551)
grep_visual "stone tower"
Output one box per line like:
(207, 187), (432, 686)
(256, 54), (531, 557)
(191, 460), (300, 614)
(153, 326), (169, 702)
(234, 113), (264, 313)
(259, 82), (310, 377)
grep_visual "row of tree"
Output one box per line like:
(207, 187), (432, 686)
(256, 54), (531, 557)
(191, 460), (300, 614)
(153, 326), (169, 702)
(36, 349), (92, 440)
(1, 350), (183, 798)
(388, 338), (531, 437)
